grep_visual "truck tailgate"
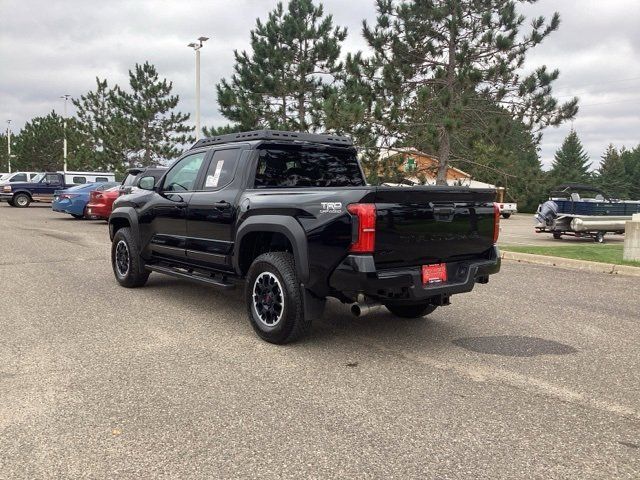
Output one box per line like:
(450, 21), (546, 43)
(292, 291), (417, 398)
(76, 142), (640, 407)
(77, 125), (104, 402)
(373, 186), (496, 269)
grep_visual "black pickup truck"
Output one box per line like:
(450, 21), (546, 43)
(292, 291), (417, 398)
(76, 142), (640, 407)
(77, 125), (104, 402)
(109, 130), (500, 343)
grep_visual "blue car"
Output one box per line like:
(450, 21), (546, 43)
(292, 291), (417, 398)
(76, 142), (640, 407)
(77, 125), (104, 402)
(52, 182), (119, 219)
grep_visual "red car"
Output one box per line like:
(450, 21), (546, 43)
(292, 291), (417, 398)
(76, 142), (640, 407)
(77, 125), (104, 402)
(86, 187), (120, 220)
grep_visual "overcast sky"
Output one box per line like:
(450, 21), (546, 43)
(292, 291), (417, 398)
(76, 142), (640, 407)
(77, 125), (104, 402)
(1, 0), (639, 169)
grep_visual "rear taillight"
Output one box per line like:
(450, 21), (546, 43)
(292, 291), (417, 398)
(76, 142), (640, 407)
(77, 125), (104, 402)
(60, 194), (78, 200)
(347, 203), (376, 253)
(493, 203), (501, 243)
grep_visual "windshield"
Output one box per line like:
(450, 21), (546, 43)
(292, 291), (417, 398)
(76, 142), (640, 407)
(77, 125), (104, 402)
(30, 173), (45, 183)
(254, 146), (365, 188)
(122, 173), (139, 186)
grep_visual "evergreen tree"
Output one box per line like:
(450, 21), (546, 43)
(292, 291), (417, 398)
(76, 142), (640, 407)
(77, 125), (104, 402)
(343, 0), (577, 184)
(549, 130), (591, 185)
(202, 124), (244, 137)
(112, 62), (193, 166)
(216, 0), (347, 132)
(13, 111), (89, 171)
(597, 144), (629, 198)
(73, 78), (133, 171)
(621, 146), (640, 200)
(0, 132), (11, 172)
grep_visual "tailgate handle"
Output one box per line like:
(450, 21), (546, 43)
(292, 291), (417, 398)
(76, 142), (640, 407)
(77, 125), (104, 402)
(431, 203), (456, 221)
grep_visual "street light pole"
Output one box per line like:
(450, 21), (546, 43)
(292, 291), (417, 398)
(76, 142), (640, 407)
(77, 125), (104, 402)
(187, 36), (209, 141)
(6, 120), (11, 173)
(61, 94), (70, 172)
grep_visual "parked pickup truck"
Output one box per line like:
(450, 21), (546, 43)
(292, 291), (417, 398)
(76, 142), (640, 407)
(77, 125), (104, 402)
(109, 130), (501, 343)
(1, 171), (115, 207)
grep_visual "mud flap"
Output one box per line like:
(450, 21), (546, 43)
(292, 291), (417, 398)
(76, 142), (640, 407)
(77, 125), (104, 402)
(302, 285), (326, 321)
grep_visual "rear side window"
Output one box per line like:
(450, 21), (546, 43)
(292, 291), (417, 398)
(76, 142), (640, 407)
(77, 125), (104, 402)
(254, 147), (364, 188)
(46, 174), (61, 184)
(203, 149), (240, 190)
(95, 177), (108, 182)
(73, 176), (87, 184)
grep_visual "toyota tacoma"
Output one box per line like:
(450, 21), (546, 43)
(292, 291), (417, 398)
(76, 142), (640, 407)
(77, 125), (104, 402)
(109, 130), (500, 343)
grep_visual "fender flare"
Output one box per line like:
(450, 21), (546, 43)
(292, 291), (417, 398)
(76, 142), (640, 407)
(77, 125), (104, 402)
(108, 207), (139, 241)
(234, 215), (309, 283)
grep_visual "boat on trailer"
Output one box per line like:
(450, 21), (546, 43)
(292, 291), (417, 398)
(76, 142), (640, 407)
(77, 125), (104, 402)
(534, 184), (640, 243)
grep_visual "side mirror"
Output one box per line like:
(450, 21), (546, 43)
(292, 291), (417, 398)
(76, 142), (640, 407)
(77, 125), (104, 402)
(138, 176), (156, 191)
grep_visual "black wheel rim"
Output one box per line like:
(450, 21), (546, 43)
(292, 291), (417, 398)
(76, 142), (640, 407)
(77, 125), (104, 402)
(115, 240), (130, 277)
(252, 272), (284, 327)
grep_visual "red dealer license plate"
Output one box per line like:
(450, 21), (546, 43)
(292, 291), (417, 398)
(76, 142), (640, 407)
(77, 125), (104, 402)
(422, 263), (448, 285)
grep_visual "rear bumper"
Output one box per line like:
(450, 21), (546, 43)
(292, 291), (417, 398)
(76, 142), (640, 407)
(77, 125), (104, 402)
(329, 246), (501, 304)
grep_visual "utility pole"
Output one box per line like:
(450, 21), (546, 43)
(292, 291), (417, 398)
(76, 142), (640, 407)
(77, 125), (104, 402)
(187, 36), (209, 141)
(61, 94), (70, 172)
(6, 120), (11, 173)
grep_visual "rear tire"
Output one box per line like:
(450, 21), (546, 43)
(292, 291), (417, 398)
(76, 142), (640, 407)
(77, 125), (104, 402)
(71, 213), (84, 219)
(553, 232), (562, 240)
(501, 213), (511, 219)
(594, 232), (605, 243)
(111, 227), (149, 288)
(13, 193), (30, 208)
(385, 303), (437, 319)
(245, 252), (310, 344)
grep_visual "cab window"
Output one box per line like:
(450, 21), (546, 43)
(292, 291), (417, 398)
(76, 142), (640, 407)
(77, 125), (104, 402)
(203, 149), (240, 190)
(11, 173), (27, 182)
(162, 152), (207, 192)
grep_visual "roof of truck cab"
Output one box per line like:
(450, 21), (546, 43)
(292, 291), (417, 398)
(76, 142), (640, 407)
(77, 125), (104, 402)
(190, 130), (353, 150)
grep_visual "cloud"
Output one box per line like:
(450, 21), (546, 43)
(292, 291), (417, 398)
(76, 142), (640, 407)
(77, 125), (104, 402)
(1, 0), (638, 169)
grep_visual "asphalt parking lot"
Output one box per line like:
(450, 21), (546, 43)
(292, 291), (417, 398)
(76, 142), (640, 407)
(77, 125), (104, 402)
(1, 205), (639, 479)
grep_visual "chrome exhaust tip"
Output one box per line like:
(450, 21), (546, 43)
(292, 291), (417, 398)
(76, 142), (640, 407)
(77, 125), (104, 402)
(350, 299), (382, 318)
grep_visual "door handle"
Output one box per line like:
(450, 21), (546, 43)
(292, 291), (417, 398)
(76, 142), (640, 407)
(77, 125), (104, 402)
(172, 202), (188, 209)
(212, 201), (231, 209)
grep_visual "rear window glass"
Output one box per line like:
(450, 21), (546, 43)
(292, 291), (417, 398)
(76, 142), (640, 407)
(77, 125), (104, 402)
(96, 182), (119, 191)
(254, 147), (364, 188)
(72, 176), (87, 184)
(95, 177), (109, 182)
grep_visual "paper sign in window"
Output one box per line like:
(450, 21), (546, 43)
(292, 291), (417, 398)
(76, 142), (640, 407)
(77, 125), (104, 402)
(205, 160), (225, 188)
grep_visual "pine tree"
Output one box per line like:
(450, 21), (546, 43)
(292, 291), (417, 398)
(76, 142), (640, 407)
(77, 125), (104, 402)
(621, 146), (640, 200)
(73, 78), (133, 171)
(112, 62), (193, 166)
(344, 0), (577, 184)
(0, 132), (10, 172)
(597, 144), (629, 199)
(13, 111), (89, 171)
(216, 0), (347, 132)
(549, 130), (592, 185)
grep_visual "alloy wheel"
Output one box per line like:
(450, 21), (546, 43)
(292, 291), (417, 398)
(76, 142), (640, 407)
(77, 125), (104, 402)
(252, 272), (284, 327)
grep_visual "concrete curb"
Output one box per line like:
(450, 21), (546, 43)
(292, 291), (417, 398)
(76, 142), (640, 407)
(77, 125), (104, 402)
(501, 250), (640, 277)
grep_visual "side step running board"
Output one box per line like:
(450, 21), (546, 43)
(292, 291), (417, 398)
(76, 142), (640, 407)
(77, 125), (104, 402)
(146, 264), (235, 289)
